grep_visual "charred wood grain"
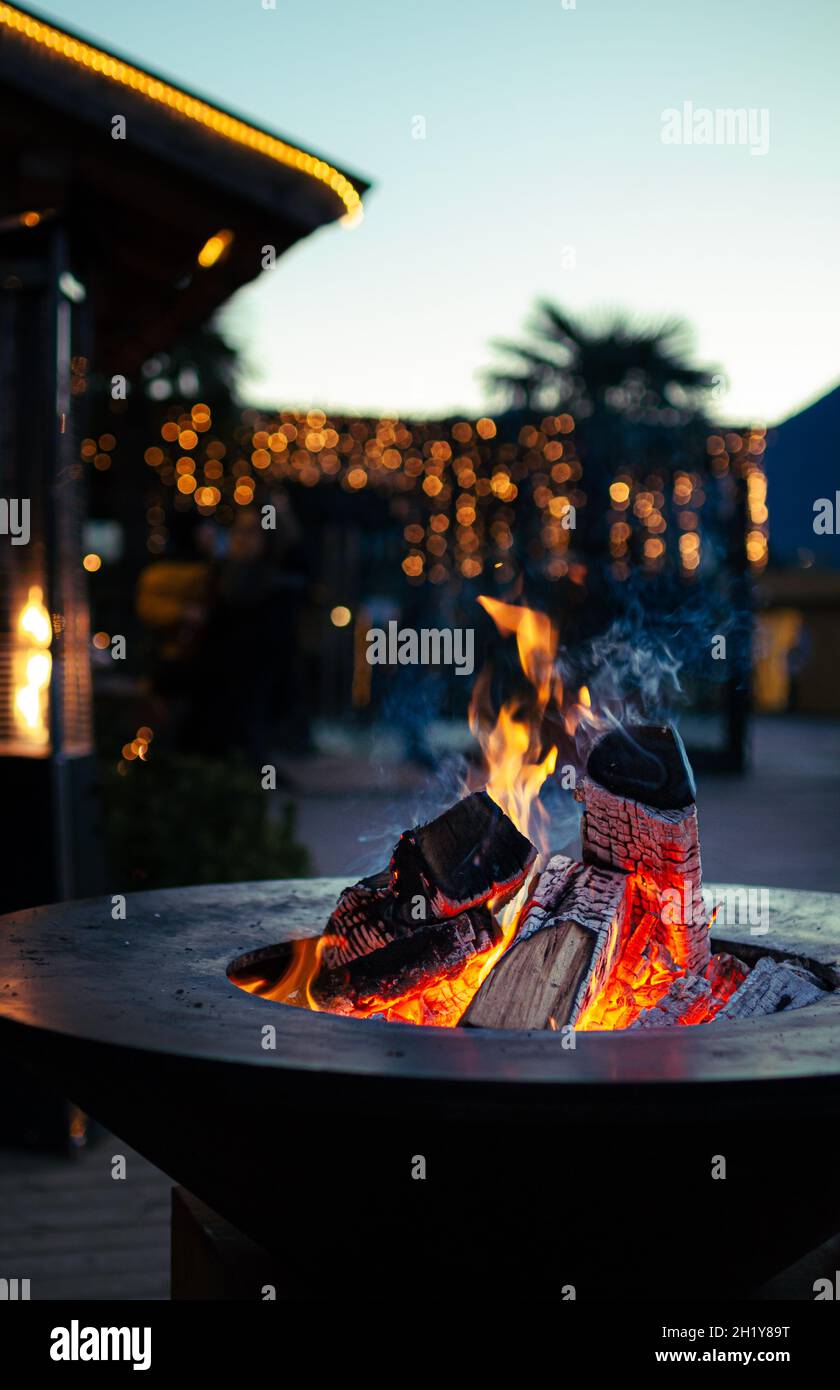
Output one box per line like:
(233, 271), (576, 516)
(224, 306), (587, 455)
(390, 790), (536, 918)
(312, 907), (501, 1015)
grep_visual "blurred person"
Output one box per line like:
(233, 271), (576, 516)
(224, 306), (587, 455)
(184, 496), (308, 762)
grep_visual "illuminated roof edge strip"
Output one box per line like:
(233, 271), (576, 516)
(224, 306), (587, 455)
(0, 2), (363, 221)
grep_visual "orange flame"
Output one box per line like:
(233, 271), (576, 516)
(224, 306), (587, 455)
(338, 597), (564, 1024)
(470, 596), (559, 858)
(240, 598), (566, 1025)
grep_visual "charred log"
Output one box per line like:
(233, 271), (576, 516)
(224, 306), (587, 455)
(320, 870), (395, 969)
(579, 771), (710, 976)
(715, 956), (827, 1020)
(390, 790), (537, 918)
(586, 724), (696, 810)
(320, 791), (535, 971)
(630, 973), (714, 1028)
(312, 907), (501, 1016)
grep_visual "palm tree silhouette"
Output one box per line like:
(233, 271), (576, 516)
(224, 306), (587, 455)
(486, 302), (715, 419)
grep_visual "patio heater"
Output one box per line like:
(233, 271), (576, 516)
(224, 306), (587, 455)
(0, 217), (100, 914)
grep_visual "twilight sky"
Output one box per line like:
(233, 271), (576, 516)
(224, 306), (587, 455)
(42, 0), (840, 425)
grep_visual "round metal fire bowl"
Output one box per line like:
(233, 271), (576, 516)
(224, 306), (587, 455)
(1, 878), (839, 1099)
(3, 879), (840, 1295)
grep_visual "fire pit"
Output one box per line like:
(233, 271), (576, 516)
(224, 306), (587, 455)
(4, 593), (840, 1296)
(2, 604), (838, 1298)
(1, 875), (839, 1298)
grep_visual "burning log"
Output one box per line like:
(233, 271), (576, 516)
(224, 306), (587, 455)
(704, 951), (750, 1002)
(460, 855), (629, 1030)
(714, 955), (827, 1020)
(461, 726), (721, 1031)
(320, 870), (394, 969)
(390, 790), (537, 918)
(630, 973), (714, 1028)
(312, 791), (536, 1015)
(312, 907), (501, 1016)
(579, 726), (710, 976)
(320, 792), (536, 976)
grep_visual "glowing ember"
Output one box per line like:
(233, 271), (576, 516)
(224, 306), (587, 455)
(574, 879), (745, 1030)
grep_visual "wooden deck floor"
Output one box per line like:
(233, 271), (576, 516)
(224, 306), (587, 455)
(0, 1137), (170, 1300)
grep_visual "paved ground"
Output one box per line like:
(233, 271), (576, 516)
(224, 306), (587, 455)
(1, 713), (837, 1299)
(695, 717), (840, 893)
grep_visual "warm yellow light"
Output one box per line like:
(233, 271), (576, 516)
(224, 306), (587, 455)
(26, 652), (51, 688)
(0, 4), (363, 220)
(21, 210), (40, 227)
(15, 683), (41, 730)
(19, 586), (51, 645)
(14, 585), (52, 749)
(83, 553), (102, 572)
(197, 229), (234, 268)
(330, 605), (352, 628)
(609, 481), (630, 504)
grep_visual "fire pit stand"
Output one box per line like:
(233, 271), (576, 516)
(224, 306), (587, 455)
(1, 879), (839, 1299)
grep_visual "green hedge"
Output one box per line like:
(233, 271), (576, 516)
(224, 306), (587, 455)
(101, 754), (310, 891)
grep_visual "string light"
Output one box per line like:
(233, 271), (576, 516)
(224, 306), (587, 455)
(123, 403), (763, 585)
(196, 230), (234, 269)
(0, 3), (363, 221)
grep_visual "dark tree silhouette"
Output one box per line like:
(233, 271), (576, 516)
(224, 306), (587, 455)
(485, 304), (719, 575)
(485, 302), (716, 422)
